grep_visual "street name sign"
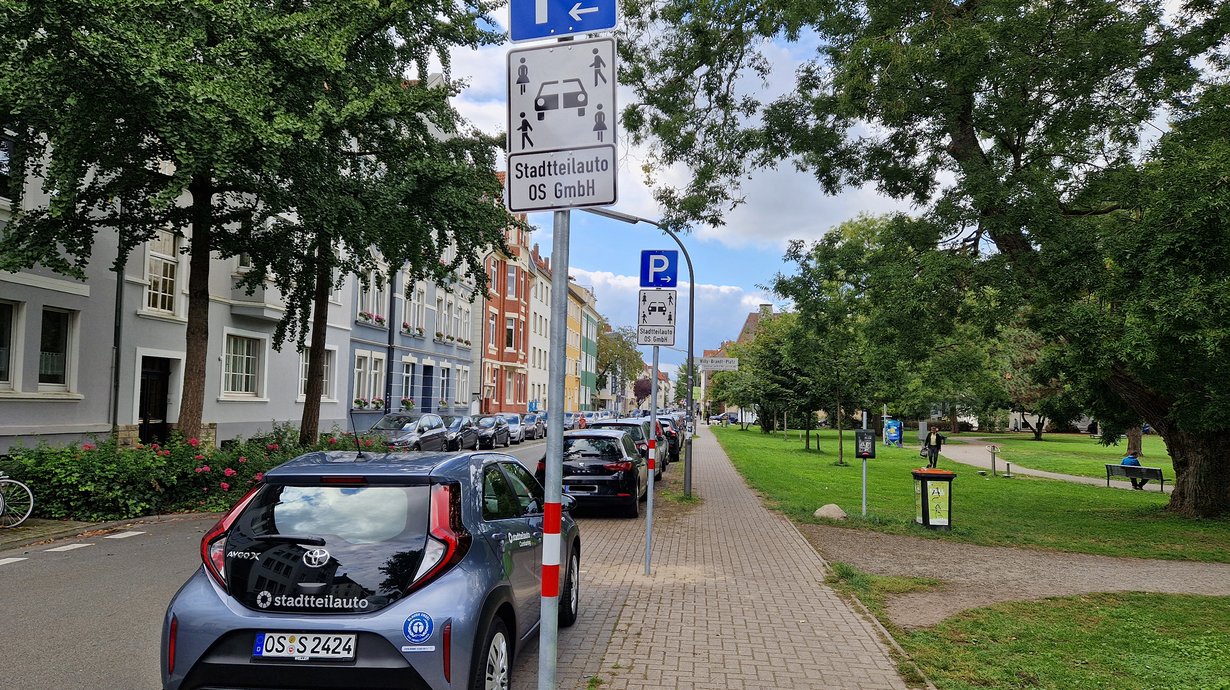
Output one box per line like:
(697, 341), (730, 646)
(509, 0), (618, 43)
(640, 250), (678, 287)
(506, 37), (618, 212)
(637, 288), (676, 346)
(699, 357), (739, 371)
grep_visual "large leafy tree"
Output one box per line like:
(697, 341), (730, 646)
(622, 1), (1230, 515)
(596, 321), (644, 393)
(0, 0), (509, 441)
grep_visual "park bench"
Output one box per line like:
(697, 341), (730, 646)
(1105, 464), (1165, 492)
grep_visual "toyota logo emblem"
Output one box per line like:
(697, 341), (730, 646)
(303, 548), (330, 568)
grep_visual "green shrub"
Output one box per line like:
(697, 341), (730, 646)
(5, 428), (329, 521)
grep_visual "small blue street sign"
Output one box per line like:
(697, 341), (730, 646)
(509, 0), (618, 43)
(640, 250), (678, 288)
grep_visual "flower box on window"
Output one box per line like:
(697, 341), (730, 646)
(353, 397), (369, 409)
(372, 314), (386, 326)
(435, 331), (445, 340)
(400, 398), (414, 408)
(438, 400), (449, 408)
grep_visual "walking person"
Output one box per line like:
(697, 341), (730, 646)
(1121, 450), (1147, 489)
(923, 426), (946, 469)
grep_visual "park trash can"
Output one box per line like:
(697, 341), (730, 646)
(913, 468), (956, 530)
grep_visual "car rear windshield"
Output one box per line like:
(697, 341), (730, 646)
(563, 437), (623, 459)
(591, 423), (644, 443)
(504, 415), (520, 424)
(477, 417), (496, 428)
(226, 483), (433, 612)
(372, 414), (419, 431)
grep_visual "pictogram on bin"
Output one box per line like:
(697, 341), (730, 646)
(913, 468), (956, 530)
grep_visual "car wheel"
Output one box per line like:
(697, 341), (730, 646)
(469, 616), (511, 690)
(411, 443), (421, 451)
(504, 434), (511, 448)
(559, 549), (580, 628)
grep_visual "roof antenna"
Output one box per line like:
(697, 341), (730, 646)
(347, 408), (367, 459)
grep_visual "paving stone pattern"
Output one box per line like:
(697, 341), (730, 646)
(515, 427), (908, 689)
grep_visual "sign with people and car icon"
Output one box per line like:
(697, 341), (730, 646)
(637, 288), (676, 346)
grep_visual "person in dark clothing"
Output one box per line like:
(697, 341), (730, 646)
(923, 427), (946, 468)
(1121, 451), (1147, 489)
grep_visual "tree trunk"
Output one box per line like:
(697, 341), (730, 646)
(950, 402), (960, 433)
(177, 173), (214, 442)
(805, 427), (811, 450)
(1104, 365), (1230, 516)
(1031, 416), (1046, 441)
(1164, 430), (1230, 517)
(298, 231), (332, 446)
(1126, 425), (1143, 457)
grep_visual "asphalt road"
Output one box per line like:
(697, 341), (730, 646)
(0, 438), (551, 690)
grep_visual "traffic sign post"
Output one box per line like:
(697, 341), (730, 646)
(640, 250), (678, 287)
(507, 37), (618, 212)
(637, 288), (676, 346)
(509, 0), (618, 43)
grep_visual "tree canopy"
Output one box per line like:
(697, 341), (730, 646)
(622, 0), (1230, 515)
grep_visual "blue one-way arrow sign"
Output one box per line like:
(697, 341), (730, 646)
(509, 0), (618, 43)
(640, 250), (678, 288)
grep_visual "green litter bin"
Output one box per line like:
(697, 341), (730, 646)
(913, 468), (956, 530)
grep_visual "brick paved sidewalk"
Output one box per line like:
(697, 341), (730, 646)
(517, 425), (909, 689)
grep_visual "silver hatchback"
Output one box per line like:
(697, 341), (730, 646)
(161, 450), (581, 690)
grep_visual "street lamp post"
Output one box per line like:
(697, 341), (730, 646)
(584, 208), (697, 497)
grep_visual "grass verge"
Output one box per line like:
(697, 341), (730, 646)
(713, 427), (1230, 562)
(966, 433), (1172, 481)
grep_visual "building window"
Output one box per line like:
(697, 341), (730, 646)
(0, 301), (12, 386)
(435, 297), (444, 333)
(506, 371), (514, 403)
(506, 266), (516, 297)
(446, 298), (455, 337)
(357, 270), (387, 321)
(462, 306), (471, 342)
(145, 230), (178, 313)
(505, 317), (515, 349)
(402, 362), (415, 407)
(0, 132), (13, 198)
(453, 302), (461, 340)
(488, 313), (497, 348)
(458, 368), (469, 405)
(298, 348), (334, 399)
(407, 281), (426, 331)
(352, 351), (386, 405)
(38, 308), (73, 387)
(440, 368), (450, 404)
(223, 334), (261, 395)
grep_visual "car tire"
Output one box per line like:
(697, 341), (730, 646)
(469, 616), (512, 690)
(411, 443), (421, 452)
(504, 434), (511, 448)
(559, 549), (580, 628)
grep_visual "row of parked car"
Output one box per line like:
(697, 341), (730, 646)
(368, 412), (549, 451)
(160, 412), (689, 690)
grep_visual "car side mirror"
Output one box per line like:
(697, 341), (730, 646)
(561, 494), (577, 512)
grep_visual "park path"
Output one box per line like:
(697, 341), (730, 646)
(940, 436), (1173, 494)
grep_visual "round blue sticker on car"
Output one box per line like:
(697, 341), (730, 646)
(403, 612), (434, 644)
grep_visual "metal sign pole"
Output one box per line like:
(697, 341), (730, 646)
(645, 346), (657, 575)
(862, 410), (868, 516)
(538, 209), (570, 690)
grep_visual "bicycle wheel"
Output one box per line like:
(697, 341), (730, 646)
(0, 478), (34, 528)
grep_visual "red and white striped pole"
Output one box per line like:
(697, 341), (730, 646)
(538, 208), (570, 689)
(645, 346), (657, 575)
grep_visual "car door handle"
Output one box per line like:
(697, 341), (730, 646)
(490, 532), (506, 542)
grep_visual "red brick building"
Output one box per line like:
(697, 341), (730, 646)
(480, 215), (533, 414)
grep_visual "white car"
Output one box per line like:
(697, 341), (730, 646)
(504, 414), (526, 444)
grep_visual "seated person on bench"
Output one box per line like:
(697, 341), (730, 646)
(1121, 450), (1147, 490)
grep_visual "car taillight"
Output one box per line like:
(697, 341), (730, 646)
(537, 459), (546, 473)
(603, 461), (634, 472)
(167, 615), (178, 674)
(200, 484), (262, 588)
(409, 483), (471, 593)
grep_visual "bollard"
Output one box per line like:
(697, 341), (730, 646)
(1003, 462), (1013, 478)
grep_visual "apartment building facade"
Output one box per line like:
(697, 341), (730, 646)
(478, 221), (532, 414)
(527, 244), (552, 413)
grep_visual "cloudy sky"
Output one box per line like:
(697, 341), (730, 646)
(444, 8), (912, 374)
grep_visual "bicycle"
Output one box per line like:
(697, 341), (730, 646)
(0, 469), (34, 528)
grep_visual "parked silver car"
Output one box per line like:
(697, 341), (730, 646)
(161, 450), (581, 690)
(504, 413), (526, 444)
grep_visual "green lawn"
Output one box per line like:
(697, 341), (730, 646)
(712, 427), (1230, 562)
(827, 563), (1230, 690)
(958, 432), (1173, 482)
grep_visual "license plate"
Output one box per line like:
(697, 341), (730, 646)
(253, 632), (356, 660)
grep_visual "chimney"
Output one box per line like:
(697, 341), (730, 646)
(759, 304), (773, 317)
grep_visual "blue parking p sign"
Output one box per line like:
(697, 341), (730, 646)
(640, 250), (678, 288)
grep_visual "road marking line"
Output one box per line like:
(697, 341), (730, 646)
(44, 543), (94, 552)
(103, 531), (146, 539)
(0, 557), (28, 566)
